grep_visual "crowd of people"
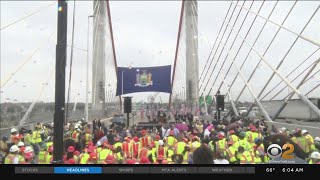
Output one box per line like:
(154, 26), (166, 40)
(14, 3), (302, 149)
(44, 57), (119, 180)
(1, 114), (320, 164)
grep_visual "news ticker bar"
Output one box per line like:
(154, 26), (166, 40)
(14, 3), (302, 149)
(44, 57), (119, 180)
(15, 167), (255, 174)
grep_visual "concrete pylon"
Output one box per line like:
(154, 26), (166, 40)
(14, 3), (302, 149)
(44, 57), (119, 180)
(92, 0), (106, 114)
(185, 0), (199, 111)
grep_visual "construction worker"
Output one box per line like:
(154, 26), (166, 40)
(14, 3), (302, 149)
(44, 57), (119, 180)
(156, 140), (166, 159)
(73, 151), (80, 164)
(0, 136), (8, 157)
(84, 127), (92, 146)
(32, 125), (42, 145)
(18, 142), (26, 160)
(22, 152), (33, 164)
(166, 147), (175, 164)
(215, 132), (227, 157)
(10, 128), (21, 145)
(309, 151), (320, 164)
(237, 131), (251, 152)
(154, 135), (161, 150)
(131, 137), (141, 159)
(45, 146), (53, 164)
(138, 144), (149, 160)
(96, 141), (102, 154)
(87, 152), (98, 164)
(122, 137), (131, 158)
(105, 154), (116, 164)
(140, 130), (151, 148)
(292, 129), (311, 154)
(97, 142), (113, 164)
(182, 145), (193, 164)
(191, 136), (201, 152)
(113, 137), (122, 149)
(302, 130), (316, 152)
(228, 130), (239, 146)
(148, 142), (157, 163)
(248, 126), (262, 147)
(165, 131), (177, 148)
(238, 146), (255, 164)
(4, 145), (25, 164)
(37, 143), (47, 164)
(226, 141), (237, 164)
(115, 146), (125, 164)
(174, 138), (187, 155)
(79, 148), (90, 164)
(252, 138), (267, 164)
(71, 128), (81, 143)
(24, 130), (32, 146)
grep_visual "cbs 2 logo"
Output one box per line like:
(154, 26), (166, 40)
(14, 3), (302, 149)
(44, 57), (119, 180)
(267, 144), (294, 159)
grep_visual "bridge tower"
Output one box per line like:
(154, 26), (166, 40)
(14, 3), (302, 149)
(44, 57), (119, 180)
(92, 0), (106, 115)
(185, 0), (199, 110)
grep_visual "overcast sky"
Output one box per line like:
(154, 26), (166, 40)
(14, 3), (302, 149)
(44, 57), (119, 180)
(1, 0), (320, 104)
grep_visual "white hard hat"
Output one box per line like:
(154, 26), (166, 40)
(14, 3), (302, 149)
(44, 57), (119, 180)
(281, 127), (286, 131)
(279, 130), (283, 134)
(24, 146), (34, 153)
(96, 141), (102, 147)
(10, 145), (19, 152)
(17, 142), (25, 147)
(76, 128), (80, 131)
(310, 152), (320, 159)
(301, 130), (308, 135)
(314, 137), (320, 142)
(158, 140), (164, 146)
(11, 128), (17, 133)
(51, 122), (54, 126)
(78, 121), (82, 124)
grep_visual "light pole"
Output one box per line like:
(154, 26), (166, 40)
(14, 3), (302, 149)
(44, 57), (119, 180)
(85, 15), (94, 122)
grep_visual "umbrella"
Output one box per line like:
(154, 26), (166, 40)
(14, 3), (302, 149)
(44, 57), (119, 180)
(175, 123), (189, 131)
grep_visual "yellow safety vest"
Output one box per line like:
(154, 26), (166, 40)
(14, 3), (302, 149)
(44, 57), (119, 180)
(4, 154), (16, 164)
(97, 147), (102, 154)
(167, 148), (174, 162)
(85, 134), (92, 145)
(114, 142), (122, 149)
(45, 154), (52, 164)
(226, 146), (237, 163)
(154, 140), (159, 151)
(240, 151), (255, 164)
(229, 135), (239, 145)
(293, 137), (309, 153)
(176, 142), (186, 155)
(208, 141), (215, 152)
(191, 141), (200, 151)
(237, 139), (251, 151)
(183, 152), (191, 164)
(38, 150), (47, 164)
(98, 149), (112, 163)
(79, 153), (90, 164)
(71, 131), (79, 142)
(32, 131), (42, 144)
(24, 133), (32, 145)
(117, 152), (123, 161)
(167, 136), (176, 147)
(249, 132), (261, 146)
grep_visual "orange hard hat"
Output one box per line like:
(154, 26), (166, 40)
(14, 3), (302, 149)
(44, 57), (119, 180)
(182, 138), (188, 143)
(48, 146), (53, 153)
(155, 135), (160, 141)
(141, 130), (146, 135)
(73, 151), (80, 156)
(105, 155), (115, 164)
(126, 159), (136, 164)
(67, 158), (76, 164)
(103, 142), (109, 147)
(140, 157), (150, 164)
(251, 126), (257, 132)
(133, 137), (139, 142)
(24, 152), (33, 160)
(229, 130), (235, 134)
(67, 146), (75, 153)
(90, 152), (97, 160)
